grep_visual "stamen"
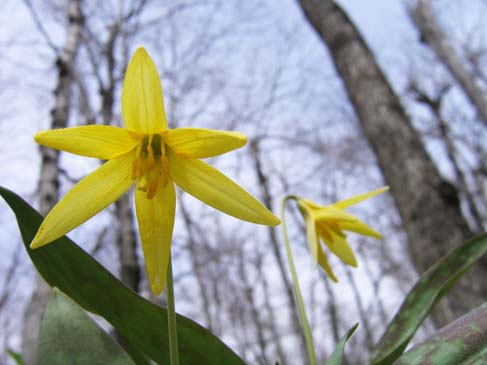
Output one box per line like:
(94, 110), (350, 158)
(317, 223), (333, 242)
(131, 142), (144, 179)
(132, 159), (141, 180)
(147, 171), (159, 199)
(328, 221), (345, 237)
(147, 135), (156, 170)
(132, 133), (171, 196)
(138, 175), (148, 192)
(161, 155), (172, 182)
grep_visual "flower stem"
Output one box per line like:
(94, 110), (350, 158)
(281, 196), (317, 365)
(166, 256), (179, 365)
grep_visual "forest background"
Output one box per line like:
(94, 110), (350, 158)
(0, 0), (486, 364)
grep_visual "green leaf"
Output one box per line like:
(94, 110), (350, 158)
(324, 323), (359, 365)
(395, 302), (487, 365)
(38, 288), (135, 365)
(370, 233), (487, 365)
(6, 348), (25, 365)
(0, 186), (244, 365)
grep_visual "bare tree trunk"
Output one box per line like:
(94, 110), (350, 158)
(344, 267), (374, 350)
(409, 83), (485, 232)
(411, 0), (487, 125)
(250, 140), (309, 362)
(236, 253), (270, 365)
(296, 0), (486, 326)
(98, 25), (141, 293)
(114, 197), (141, 292)
(324, 277), (341, 338)
(179, 197), (215, 330)
(80, 17), (142, 293)
(22, 1), (84, 363)
(255, 248), (287, 364)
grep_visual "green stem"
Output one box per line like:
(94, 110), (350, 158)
(281, 195), (317, 365)
(166, 256), (179, 365)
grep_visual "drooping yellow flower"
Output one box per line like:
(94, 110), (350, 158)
(296, 187), (388, 281)
(31, 47), (280, 294)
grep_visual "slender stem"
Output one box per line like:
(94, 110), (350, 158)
(281, 196), (317, 365)
(166, 256), (179, 365)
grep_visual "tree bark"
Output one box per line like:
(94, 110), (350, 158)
(22, 1), (84, 363)
(409, 83), (485, 232)
(250, 140), (308, 362)
(114, 197), (141, 292)
(179, 197), (215, 331)
(296, 0), (486, 326)
(411, 0), (487, 125)
(98, 24), (141, 293)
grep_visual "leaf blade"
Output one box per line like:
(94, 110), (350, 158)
(370, 233), (487, 365)
(395, 303), (487, 365)
(38, 288), (135, 365)
(324, 323), (359, 365)
(0, 186), (244, 365)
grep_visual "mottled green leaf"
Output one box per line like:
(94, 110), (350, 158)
(38, 288), (135, 365)
(396, 303), (487, 365)
(0, 186), (244, 365)
(324, 323), (359, 365)
(370, 233), (487, 365)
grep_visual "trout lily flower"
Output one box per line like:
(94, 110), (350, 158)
(296, 187), (388, 281)
(31, 47), (280, 294)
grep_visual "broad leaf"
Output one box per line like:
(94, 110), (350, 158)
(0, 186), (244, 365)
(324, 323), (359, 365)
(38, 288), (135, 365)
(396, 302), (487, 365)
(370, 233), (487, 365)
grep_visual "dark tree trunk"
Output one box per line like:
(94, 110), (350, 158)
(98, 24), (141, 293)
(296, 0), (486, 326)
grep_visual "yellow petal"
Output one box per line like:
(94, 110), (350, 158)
(339, 219), (382, 239)
(315, 221), (333, 242)
(31, 152), (135, 248)
(34, 126), (140, 159)
(298, 198), (322, 210)
(122, 47), (167, 133)
(305, 212), (319, 264)
(317, 244), (338, 282)
(311, 205), (357, 222)
(333, 187), (389, 209)
(297, 202), (319, 263)
(319, 225), (358, 267)
(164, 128), (247, 158)
(135, 181), (175, 295)
(168, 152), (280, 226)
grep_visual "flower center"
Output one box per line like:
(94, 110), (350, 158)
(132, 134), (171, 199)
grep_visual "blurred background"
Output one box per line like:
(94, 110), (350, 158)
(0, 0), (485, 364)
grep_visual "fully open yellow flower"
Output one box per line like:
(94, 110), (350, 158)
(31, 47), (280, 294)
(297, 187), (388, 281)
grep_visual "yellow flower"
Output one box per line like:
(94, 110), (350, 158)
(296, 187), (388, 281)
(31, 47), (280, 294)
